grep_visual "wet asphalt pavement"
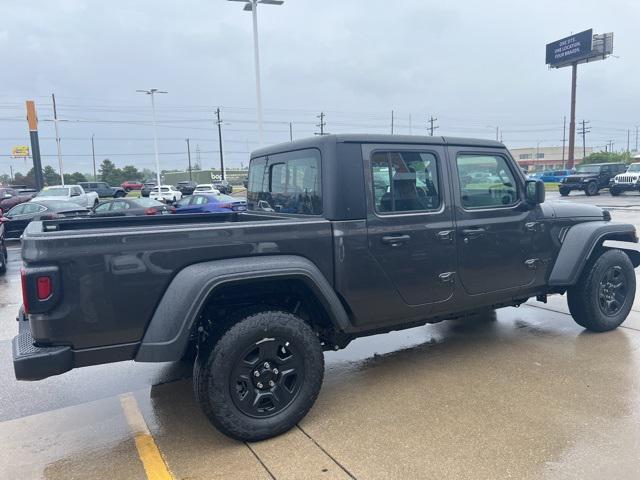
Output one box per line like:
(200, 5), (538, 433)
(1, 194), (640, 479)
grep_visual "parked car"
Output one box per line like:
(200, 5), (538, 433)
(34, 185), (99, 208)
(78, 182), (126, 198)
(0, 218), (6, 274)
(527, 171), (544, 180)
(121, 180), (144, 192)
(559, 163), (627, 196)
(174, 193), (247, 213)
(140, 181), (157, 198)
(609, 163), (640, 196)
(176, 180), (199, 196)
(539, 169), (573, 183)
(0, 187), (36, 214)
(92, 197), (175, 216)
(213, 179), (233, 194)
(149, 185), (182, 203)
(1, 200), (89, 239)
(13, 134), (640, 443)
(193, 183), (221, 194)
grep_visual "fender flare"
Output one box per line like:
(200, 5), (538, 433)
(135, 255), (351, 362)
(548, 221), (638, 286)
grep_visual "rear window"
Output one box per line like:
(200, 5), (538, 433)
(247, 148), (322, 215)
(135, 198), (163, 207)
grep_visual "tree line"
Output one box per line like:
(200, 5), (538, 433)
(1, 159), (154, 188)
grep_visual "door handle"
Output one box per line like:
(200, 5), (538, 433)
(461, 228), (486, 240)
(381, 234), (411, 246)
(438, 272), (456, 283)
(436, 230), (454, 242)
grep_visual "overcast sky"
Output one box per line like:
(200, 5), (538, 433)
(1, 0), (638, 176)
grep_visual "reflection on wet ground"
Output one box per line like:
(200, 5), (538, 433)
(2, 304), (640, 479)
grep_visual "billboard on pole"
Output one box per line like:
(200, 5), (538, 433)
(546, 29), (593, 67)
(11, 146), (30, 158)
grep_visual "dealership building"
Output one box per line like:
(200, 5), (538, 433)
(510, 146), (593, 172)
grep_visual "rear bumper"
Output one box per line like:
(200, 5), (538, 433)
(12, 308), (140, 381)
(13, 313), (72, 381)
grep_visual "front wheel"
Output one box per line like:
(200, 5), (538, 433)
(567, 249), (636, 332)
(585, 181), (599, 196)
(194, 310), (324, 441)
(610, 187), (621, 196)
(559, 187), (570, 196)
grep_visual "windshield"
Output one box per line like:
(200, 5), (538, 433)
(37, 187), (70, 197)
(627, 164), (640, 172)
(575, 165), (601, 174)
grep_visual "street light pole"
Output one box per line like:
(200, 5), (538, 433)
(137, 89), (167, 191)
(186, 138), (193, 181)
(91, 134), (96, 180)
(228, 0), (284, 145)
(52, 93), (65, 185)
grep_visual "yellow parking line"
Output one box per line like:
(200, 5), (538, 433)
(119, 393), (174, 480)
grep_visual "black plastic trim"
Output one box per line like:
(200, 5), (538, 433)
(135, 255), (351, 362)
(548, 221), (637, 286)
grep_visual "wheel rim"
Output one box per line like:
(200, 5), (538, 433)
(598, 266), (627, 316)
(229, 337), (304, 418)
(588, 183), (597, 195)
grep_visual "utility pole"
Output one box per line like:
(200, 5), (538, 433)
(577, 120), (590, 159)
(52, 93), (64, 185)
(567, 62), (578, 168)
(215, 108), (226, 180)
(496, 126), (499, 141)
(391, 110), (394, 135)
(627, 129), (630, 152)
(428, 116), (439, 136)
(562, 116), (566, 168)
(315, 112), (326, 135)
(91, 134), (96, 180)
(289, 122), (293, 142)
(195, 144), (201, 170)
(186, 138), (192, 181)
(636, 126), (639, 152)
(408, 114), (412, 135)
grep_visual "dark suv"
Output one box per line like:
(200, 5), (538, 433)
(559, 163), (627, 196)
(213, 179), (233, 194)
(176, 180), (198, 196)
(78, 182), (126, 198)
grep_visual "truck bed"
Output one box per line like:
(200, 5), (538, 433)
(21, 212), (334, 350)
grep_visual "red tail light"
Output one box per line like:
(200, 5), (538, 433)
(21, 268), (29, 314)
(169, 206), (176, 213)
(0, 216), (9, 223)
(37, 276), (52, 300)
(217, 203), (232, 209)
(145, 208), (158, 215)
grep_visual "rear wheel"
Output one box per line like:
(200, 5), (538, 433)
(0, 247), (6, 275)
(585, 181), (599, 196)
(194, 310), (324, 441)
(567, 249), (635, 332)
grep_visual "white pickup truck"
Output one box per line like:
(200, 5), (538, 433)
(33, 185), (99, 208)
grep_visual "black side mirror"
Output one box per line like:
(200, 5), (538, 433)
(525, 179), (545, 205)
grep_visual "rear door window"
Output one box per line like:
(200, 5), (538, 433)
(248, 149), (322, 215)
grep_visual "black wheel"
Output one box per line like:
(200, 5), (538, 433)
(0, 248), (6, 275)
(194, 310), (324, 441)
(609, 187), (621, 196)
(559, 187), (570, 196)
(567, 249), (636, 332)
(585, 181), (599, 196)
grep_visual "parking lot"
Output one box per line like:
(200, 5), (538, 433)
(2, 193), (640, 480)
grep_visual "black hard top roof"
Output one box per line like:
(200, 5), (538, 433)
(251, 134), (504, 158)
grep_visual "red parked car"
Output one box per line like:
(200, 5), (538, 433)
(0, 187), (36, 215)
(121, 180), (144, 192)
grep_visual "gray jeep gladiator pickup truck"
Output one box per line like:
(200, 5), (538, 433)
(13, 134), (640, 441)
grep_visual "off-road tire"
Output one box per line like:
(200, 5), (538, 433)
(0, 248), (6, 275)
(567, 249), (635, 332)
(559, 187), (570, 196)
(193, 310), (324, 441)
(585, 181), (599, 196)
(609, 187), (621, 196)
